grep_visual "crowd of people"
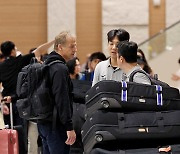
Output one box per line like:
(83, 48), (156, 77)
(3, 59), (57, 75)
(0, 28), (179, 154)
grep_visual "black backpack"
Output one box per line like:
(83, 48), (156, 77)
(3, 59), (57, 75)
(129, 69), (169, 87)
(16, 57), (63, 120)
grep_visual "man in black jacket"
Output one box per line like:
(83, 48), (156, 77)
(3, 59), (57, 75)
(37, 31), (76, 154)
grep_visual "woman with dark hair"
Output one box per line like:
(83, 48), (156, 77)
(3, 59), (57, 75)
(137, 49), (153, 76)
(67, 57), (82, 79)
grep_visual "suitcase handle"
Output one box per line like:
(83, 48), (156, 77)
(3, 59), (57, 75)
(1, 101), (13, 129)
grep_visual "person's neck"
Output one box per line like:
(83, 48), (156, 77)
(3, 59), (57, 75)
(110, 57), (118, 67)
(10, 51), (16, 57)
(56, 50), (68, 62)
(123, 63), (137, 74)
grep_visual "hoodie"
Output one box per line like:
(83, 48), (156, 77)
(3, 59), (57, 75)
(45, 51), (73, 131)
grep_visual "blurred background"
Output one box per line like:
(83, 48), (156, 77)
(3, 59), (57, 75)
(0, 0), (180, 87)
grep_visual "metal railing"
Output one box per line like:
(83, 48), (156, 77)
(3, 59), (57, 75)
(138, 20), (180, 60)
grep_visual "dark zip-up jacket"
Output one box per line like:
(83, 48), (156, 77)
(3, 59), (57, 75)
(0, 53), (35, 97)
(45, 51), (73, 131)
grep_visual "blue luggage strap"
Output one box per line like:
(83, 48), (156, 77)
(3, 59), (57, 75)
(121, 81), (163, 106)
(155, 85), (163, 106)
(121, 81), (127, 102)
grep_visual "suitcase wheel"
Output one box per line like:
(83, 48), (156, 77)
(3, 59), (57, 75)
(101, 100), (110, 108)
(95, 134), (103, 142)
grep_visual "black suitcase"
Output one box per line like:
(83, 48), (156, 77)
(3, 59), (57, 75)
(85, 80), (180, 116)
(90, 144), (180, 154)
(81, 110), (180, 154)
(72, 79), (92, 104)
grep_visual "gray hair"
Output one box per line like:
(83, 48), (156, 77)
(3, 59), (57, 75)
(54, 31), (72, 51)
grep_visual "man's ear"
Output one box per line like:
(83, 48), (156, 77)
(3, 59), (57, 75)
(95, 59), (100, 63)
(57, 44), (63, 51)
(10, 49), (16, 57)
(120, 56), (124, 62)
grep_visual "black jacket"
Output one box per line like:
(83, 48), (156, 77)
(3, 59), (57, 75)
(0, 53), (35, 99)
(45, 51), (73, 131)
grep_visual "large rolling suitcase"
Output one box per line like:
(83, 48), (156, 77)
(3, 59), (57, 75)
(0, 102), (19, 154)
(90, 144), (180, 154)
(0, 129), (19, 154)
(81, 110), (180, 154)
(85, 80), (180, 116)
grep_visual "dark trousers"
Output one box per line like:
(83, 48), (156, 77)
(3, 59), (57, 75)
(37, 123), (70, 154)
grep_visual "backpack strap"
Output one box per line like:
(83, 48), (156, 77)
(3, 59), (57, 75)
(129, 69), (152, 85)
(47, 60), (64, 66)
(30, 57), (38, 64)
